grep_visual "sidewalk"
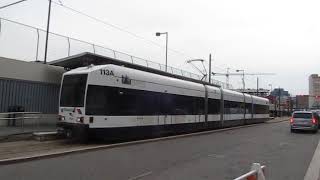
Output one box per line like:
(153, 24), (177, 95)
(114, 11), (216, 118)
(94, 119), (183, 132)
(0, 125), (56, 137)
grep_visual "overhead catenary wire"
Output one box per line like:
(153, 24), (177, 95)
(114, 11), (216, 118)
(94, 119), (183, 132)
(1, 0), (249, 83)
(50, 0), (240, 74)
(50, 0), (242, 75)
(0, 0), (28, 10)
(50, 0), (192, 58)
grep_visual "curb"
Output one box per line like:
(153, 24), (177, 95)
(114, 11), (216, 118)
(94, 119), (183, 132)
(0, 119), (286, 165)
(304, 134), (320, 180)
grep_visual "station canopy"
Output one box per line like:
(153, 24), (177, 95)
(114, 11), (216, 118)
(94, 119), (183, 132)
(49, 52), (220, 87)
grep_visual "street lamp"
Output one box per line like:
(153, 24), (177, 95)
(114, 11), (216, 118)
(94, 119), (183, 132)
(156, 32), (168, 72)
(236, 69), (245, 90)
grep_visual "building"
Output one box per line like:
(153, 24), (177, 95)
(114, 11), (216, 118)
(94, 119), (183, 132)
(309, 74), (320, 108)
(270, 88), (290, 97)
(0, 56), (65, 113)
(296, 95), (309, 110)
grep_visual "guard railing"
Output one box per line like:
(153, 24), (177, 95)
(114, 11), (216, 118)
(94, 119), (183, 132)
(234, 163), (266, 180)
(0, 112), (56, 137)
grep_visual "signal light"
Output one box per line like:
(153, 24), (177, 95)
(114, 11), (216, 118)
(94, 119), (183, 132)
(312, 118), (317, 124)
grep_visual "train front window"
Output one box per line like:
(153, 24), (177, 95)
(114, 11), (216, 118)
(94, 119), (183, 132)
(60, 74), (87, 107)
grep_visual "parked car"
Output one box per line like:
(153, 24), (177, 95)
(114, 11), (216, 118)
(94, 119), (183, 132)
(290, 111), (319, 133)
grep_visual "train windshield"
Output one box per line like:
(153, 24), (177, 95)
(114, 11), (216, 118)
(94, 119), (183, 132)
(60, 74), (88, 107)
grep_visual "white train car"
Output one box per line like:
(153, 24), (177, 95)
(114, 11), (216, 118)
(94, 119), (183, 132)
(58, 64), (270, 141)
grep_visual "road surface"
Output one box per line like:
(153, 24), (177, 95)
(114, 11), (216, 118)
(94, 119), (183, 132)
(1, 120), (319, 180)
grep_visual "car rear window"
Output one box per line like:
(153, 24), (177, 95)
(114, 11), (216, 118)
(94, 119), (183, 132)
(293, 113), (312, 118)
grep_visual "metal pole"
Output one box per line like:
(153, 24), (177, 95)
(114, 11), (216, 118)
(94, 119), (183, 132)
(44, 0), (52, 64)
(0, 18), (2, 35)
(36, 29), (40, 61)
(256, 77), (259, 96)
(92, 44), (96, 54)
(67, 37), (70, 56)
(165, 32), (168, 72)
(209, 54), (212, 84)
(226, 68), (230, 89)
(113, 50), (116, 58)
(278, 87), (281, 117)
(242, 71), (245, 90)
(130, 56), (134, 63)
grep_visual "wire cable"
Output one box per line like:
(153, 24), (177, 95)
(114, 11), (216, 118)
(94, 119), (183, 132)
(0, 0), (28, 10)
(50, 0), (241, 74)
(51, 0), (193, 58)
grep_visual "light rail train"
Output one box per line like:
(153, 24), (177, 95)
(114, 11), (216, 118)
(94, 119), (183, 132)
(57, 64), (270, 141)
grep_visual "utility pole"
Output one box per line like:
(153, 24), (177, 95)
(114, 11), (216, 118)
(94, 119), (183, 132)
(209, 54), (212, 84)
(226, 68), (230, 89)
(44, 0), (52, 64)
(278, 87), (281, 117)
(165, 33), (168, 72)
(256, 77), (259, 96)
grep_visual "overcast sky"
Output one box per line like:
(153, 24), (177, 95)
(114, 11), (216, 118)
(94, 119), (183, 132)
(0, 0), (320, 95)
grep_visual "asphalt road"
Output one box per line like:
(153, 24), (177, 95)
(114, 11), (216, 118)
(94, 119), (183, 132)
(1, 121), (320, 180)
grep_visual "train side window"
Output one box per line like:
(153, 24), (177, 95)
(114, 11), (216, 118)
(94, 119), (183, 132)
(86, 85), (108, 115)
(86, 85), (207, 116)
(208, 98), (220, 114)
(224, 100), (244, 114)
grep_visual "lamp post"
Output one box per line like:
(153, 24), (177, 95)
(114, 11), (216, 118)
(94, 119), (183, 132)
(156, 32), (168, 72)
(236, 69), (245, 90)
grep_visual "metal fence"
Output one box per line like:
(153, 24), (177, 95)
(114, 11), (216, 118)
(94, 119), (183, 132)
(0, 112), (57, 137)
(0, 17), (231, 88)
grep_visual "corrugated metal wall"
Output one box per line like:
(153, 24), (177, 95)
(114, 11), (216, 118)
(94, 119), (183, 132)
(0, 78), (60, 113)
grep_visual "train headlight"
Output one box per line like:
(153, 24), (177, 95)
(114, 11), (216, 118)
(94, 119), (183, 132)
(59, 115), (65, 121)
(77, 117), (84, 123)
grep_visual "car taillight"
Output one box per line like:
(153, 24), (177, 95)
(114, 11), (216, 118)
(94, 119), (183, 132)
(312, 118), (317, 124)
(290, 118), (294, 123)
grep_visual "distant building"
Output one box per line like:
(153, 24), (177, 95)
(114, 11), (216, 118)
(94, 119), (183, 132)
(296, 95), (309, 110)
(309, 74), (320, 108)
(270, 88), (290, 97)
(268, 88), (292, 112)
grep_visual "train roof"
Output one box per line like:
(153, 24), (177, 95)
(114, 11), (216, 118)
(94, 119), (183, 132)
(63, 62), (269, 103)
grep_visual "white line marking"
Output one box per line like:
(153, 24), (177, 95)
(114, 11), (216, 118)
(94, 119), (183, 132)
(304, 137), (320, 180)
(128, 171), (152, 180)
